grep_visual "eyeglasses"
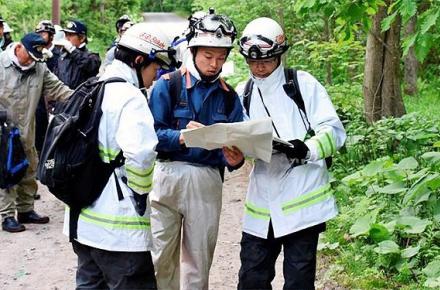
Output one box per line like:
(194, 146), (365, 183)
(247, 58), (277, 67)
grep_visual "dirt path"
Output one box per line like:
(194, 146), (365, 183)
(0, 162), (340, 289)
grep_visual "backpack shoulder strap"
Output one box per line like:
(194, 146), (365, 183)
(283, 68), (306, 115)
(242, 78), (254, 117)
(219, 79), (237, 117)
(167, 70), (183, 109)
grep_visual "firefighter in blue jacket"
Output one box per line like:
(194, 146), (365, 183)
(148, 9), (245, 290)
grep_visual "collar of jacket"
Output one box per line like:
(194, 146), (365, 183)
(251, 64), (285, 92)
(184, 64), (230, 93)
(99, 59), (139, 87)
(1, 43), (36, 72)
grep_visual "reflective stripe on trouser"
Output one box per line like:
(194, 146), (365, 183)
(0, 148), (38, 217)
(149, 161), (223, 290)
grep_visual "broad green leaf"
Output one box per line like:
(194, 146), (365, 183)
(369, 223), (390, 243)
(421, 152), (440, 165)
(400, 0), (417, 24)
(401, 245), (420, 258)
(420, 9), (440, 35)
(363, 158), (393, 176)
(397, 216), (431, 234)
(376, 182), (407, 195)
(428, 174), (440, 190)
(424, 277), (440, 288)
(403, 174), (433, 204)
(350, 214), (373, 237)
(422, 259), (440, 277)
(434, 141), (440, 148)
(342, 170), (362, 185)
(374, 240), (400, 254)
(397, 157), (418, 170)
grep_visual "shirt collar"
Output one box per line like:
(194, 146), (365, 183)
(251, 64), (284, 90)
(100, 59), (139, 87)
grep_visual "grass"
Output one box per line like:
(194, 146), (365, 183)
(403, 79), (440, 121)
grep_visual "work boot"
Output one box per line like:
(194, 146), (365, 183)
(17, 210), (49, 224)
(2, 217), (26, 233)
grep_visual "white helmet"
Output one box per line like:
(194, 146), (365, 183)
(239, 17), (289, 59)
(118, 23), (177, 70)
(187, 9), (236, 49)
(3, 22), (13, 33)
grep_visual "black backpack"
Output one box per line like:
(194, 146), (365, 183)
(243, 68), (332, 168)
(0, 112), (29, 189)
(37, 77), (125, 239)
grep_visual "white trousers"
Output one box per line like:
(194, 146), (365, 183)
(149, 161), (223, 290)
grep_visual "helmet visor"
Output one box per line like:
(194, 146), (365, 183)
(195, 14), (236, 36)
(149, 47), (178, 71)
(240, 34), (287, 59)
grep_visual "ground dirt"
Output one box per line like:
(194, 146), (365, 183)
(0, 162), (344, 290)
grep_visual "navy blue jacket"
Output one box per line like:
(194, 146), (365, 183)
(149, 71), (244, 168)
(54, 46), (100, 89)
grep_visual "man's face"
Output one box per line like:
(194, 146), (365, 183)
(247, 57), (279, 78)
(65, 32), (84, 47)
(38, 31), (53, 47)
(141, 62), (160, 89)
(194, 47), (228, 77)
(0, 22), (4, 38)
(15, 44), (34, 66)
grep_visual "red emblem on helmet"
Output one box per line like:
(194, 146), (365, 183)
(275, 34), (285, 44)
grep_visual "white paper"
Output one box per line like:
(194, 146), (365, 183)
(181, 118), (273, 163)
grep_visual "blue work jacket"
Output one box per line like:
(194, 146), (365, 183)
(149, 70), (244, 168)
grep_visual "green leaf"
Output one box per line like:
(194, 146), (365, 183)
(363, 157), (393, 176)
(381, 11), (398, 32)
(376, 182), (407, 195)
(400, 0), (417, 24)
(403, 174), (433, 204)
(424, 277), (440, 288)
(402, 33), (418, 57)
(434, 141), (440, 148)
(401, 245), (420, 258)
(420, 9), (440, 35)
(414, 33), (432, 62)
(397, 157), (418, 170)
(421, 152), (440, 165)
(397, 216), (431, 234)
(350, 214), (373, 237)
(422, 259), (440, 278)
(369, 223), (390, 243)
(374, 240), (400, 254)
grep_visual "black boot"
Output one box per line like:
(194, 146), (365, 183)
(17, 210), (50, 224)
(2, 217), (26, 232)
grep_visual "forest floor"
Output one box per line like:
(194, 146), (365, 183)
(0, 161), (346, 290)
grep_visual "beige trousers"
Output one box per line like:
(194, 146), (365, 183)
(149, 161), (223, 290)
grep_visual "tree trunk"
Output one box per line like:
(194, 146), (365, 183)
(404, 15), (418, 95)
(363, 0), (406, 123)
(381, 14), (405, 117)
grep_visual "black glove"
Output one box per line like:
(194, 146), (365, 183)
(133, 192), (147, 216)
(285, 139), (309, 160)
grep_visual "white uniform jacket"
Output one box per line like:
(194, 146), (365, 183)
(63, 60), (158, 251)
(237, 65), (346, 239)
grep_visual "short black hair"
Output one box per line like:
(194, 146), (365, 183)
(114, 45), (152, 68)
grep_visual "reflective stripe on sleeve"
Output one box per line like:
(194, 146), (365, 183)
(281, 184), (333, 215)
(99, 146), (120, 163)
(125, 164), (154, 193)
(78, 208), (150, 230)
(245, 202), (270, 221)
(309, 130), (336, 159)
